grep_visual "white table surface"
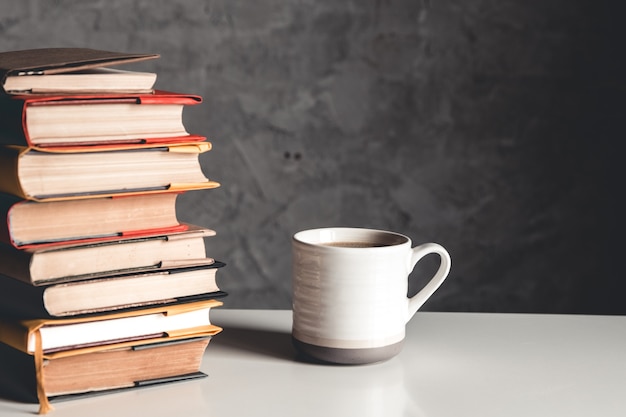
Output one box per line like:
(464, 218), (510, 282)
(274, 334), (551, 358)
(1, 309), (626, 417)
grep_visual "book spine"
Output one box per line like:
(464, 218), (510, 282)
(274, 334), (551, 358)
(0, 242), (36, 284)
(0, 146), (29, 199)
(0, 274), (48, 318)
(0, 204), (13, 246)
(0, 316), (30, 353)
(0, 342), (38, 404)
(0, 97), (29, 146)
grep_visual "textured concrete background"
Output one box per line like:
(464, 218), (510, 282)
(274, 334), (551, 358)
(1, 1), (623, 313)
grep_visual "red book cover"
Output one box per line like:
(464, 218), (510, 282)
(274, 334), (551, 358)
(0, 192), (192, 249)
(0, 90), (206, 148)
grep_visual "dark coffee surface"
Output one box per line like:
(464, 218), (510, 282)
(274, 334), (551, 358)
(321, 241), (390, 248)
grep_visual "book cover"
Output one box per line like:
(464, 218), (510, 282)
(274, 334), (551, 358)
(0, 90), (205, 148)
(0, 48), (159, 94)
(0, 142), (219, 202)
(0, 262), (227, 318)
(0, 338), (210, 403)
(0, 295), (222, 413)
(0, 298), (223, 355)
(0, 224), (216, 285)
(0, 332), (219, 413)
(0, 192), (191, 249)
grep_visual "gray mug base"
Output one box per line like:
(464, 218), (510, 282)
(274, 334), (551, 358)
(292, 336), (404, 365)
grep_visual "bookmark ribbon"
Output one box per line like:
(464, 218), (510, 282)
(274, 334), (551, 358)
(34, 329), (53, 414)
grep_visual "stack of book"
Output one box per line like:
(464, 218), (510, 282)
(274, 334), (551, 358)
(0, 48), (226, 414)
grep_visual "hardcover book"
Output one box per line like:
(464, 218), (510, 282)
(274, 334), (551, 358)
(0, 298), (223, 355)
(0, 297), (221, 413)
(0, 192), (186, 248)
(0, 262), (226, 318)
(0, 225), (216, 285)
(0, 48), (159, 94)
(0, 337), (212, 403)
(0, 142), (219, 202)
(0, 90), (206, 148)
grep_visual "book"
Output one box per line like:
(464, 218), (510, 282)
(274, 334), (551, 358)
(0, 192), (185, 248)
(0, 90), (206, 148)
(0, 298), (223, 354)
(0, 296), (222, 413)
(0, 336), (212, 403)
(0, 225), (216, 285)
(0, 262), (226, 318)
(0, 48), (159, 94)
(0, 297), (221, 413)
(0, 142), (220, 202)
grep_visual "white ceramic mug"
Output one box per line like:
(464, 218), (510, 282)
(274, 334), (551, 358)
(292, 227), (451, 364)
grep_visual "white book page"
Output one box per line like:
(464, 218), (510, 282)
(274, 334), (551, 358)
(28, 307), (212, 352)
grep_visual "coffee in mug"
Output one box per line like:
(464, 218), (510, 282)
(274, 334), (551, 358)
(292, 227), (451, 364)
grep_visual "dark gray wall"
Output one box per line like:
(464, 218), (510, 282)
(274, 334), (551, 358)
(1, 1), (623, 313)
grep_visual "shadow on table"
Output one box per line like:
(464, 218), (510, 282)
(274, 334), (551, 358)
(213, 326), (375, 366)
(212, 326), (298, 361)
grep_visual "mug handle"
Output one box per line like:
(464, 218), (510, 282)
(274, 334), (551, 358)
(407, 243), (451, 321)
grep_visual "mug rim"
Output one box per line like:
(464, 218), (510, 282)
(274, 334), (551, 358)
(293, 227), (410, 250)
